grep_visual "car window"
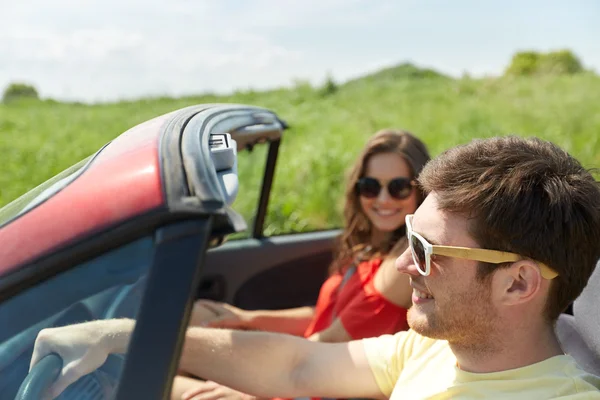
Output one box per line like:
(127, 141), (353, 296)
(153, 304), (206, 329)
(263, 138), (344, 237)
(0, 155), (93, 228)
(228, 146), (268, 239)
(0, 236), (154, 398)
(233, 137), (345, 238)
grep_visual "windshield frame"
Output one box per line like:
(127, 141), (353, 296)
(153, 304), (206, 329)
(0, 144), (107, 229)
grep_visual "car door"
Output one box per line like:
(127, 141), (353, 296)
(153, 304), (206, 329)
(0, 104), (271, 400)
(199, 134), (341, 312)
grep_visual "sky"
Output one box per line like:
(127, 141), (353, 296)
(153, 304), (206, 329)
(1, 0), (598, 103)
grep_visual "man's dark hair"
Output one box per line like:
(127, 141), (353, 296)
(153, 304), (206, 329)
(418, 136), (600, 321)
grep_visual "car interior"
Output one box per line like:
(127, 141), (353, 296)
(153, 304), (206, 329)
(0, 236), (155, 399)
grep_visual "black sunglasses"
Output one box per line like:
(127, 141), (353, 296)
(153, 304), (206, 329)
(355, 177), (414, 200)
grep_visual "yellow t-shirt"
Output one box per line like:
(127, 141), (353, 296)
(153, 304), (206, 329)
(363, 330), (600, 399)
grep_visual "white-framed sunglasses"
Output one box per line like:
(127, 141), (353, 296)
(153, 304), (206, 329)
(405, 214), (559, 279)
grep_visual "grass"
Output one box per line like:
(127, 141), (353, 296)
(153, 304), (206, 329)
(1, 66), (599, 235)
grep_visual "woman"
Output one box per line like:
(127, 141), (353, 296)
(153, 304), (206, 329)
(175, 129), (431, 400)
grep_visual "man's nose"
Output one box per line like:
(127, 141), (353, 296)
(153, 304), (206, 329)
(396, 247), (421, 276)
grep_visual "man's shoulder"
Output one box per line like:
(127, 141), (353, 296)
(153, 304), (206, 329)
(561, 355), (600, 393)
(363, 329), (451, 360)
(482, 355), (600, 399)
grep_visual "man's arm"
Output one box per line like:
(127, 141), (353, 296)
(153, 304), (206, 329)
(31, 319), (385, 400)
(179, 327), (385, 399)
(30, 319), (135, 399)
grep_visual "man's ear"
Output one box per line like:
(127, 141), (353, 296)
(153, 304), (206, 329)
(493, 261), (543, 306)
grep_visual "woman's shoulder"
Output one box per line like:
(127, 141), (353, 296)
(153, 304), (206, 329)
(358, 257), (384, 270)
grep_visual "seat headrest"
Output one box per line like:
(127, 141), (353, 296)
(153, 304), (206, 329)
(573, 259), (600, 358)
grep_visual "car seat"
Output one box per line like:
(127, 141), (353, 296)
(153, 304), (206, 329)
(556, 260), (600, 375)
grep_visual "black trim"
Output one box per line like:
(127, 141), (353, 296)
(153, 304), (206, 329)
(159, 104), (287, 238)
(115, 217), (213, 400)
(159, 105), (220, 206)
(253, 139), (280, 238)
(181, 105), (279, 203)
(178, 105), (286, 237)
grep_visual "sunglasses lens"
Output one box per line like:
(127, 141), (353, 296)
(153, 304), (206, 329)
(356, 178), (381, 198)
(388, 178), (413, 200)
(410, 234), (427, 274)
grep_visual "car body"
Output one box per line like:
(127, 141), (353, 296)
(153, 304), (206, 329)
(0, 104), (338, 399)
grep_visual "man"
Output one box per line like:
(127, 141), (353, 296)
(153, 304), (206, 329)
(32, 136), (600, 399)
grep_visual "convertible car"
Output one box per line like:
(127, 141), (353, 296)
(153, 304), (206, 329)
(0, 104), (598, 400)
(0, 104), (336, 399)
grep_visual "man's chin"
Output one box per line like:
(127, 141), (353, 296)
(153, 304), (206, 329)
(407, 309), (445, 339)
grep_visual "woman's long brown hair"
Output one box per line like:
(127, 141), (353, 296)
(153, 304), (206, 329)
(329, 129), (431, 274)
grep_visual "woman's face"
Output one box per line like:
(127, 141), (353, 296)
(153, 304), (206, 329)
(358, 152), (418, 235)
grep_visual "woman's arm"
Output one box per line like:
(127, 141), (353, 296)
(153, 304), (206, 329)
(243, 306), (315, 336)
(194, 300), (315, 336)
(373, 251), (413, 309)
(307, 317), (352, 342)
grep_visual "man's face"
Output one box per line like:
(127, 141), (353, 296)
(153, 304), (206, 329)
(396, 193), (498, 347)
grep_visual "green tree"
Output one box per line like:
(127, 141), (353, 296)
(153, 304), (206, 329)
(538, 50), (584, 75)
(505, 51), (541, 76)
(319, 73), (338, 97)
(505, 49), (584, 77)
(2, 82), (40, 103)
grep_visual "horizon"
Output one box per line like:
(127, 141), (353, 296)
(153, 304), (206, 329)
(4, 58), (594, 106)
(2, 0), (599, 103)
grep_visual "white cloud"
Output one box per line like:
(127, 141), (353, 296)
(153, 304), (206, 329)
(0, 0), (597, 102)
(0, 28), (144, 62)
(213, 0), (396, 29)
(0, 1), (307, 100)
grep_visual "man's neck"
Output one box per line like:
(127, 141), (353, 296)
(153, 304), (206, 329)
(449, 323), (564, 373)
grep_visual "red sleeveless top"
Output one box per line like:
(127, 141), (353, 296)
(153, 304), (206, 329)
(304, 258), (409, 339)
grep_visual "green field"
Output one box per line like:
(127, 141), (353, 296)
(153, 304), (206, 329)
(1, 64), (599, 235)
